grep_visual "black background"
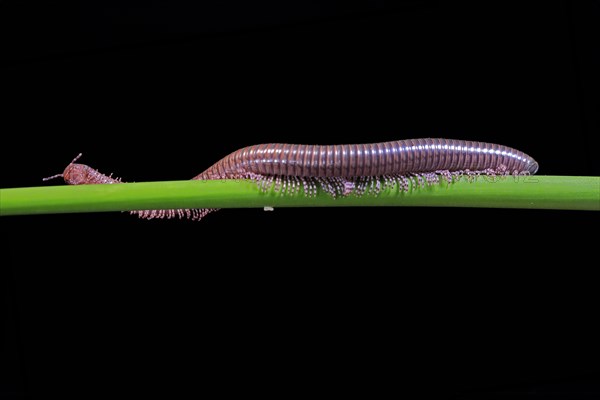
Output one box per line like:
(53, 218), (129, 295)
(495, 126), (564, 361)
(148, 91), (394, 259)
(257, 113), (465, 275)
(2, 1), (599, 398)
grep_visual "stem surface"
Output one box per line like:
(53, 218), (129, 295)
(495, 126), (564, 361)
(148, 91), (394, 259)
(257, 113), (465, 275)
(1, 176), (598, 216)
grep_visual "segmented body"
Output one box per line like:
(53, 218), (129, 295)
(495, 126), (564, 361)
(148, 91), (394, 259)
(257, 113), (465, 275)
(45, 139), (538, 220)
(197, 138), (538, 179)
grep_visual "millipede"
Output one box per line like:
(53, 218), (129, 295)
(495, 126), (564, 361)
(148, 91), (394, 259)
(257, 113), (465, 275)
(43, 138), (538, 221)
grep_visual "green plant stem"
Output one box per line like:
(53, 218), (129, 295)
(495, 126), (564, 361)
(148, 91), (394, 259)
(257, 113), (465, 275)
(1, 176), (598, 216)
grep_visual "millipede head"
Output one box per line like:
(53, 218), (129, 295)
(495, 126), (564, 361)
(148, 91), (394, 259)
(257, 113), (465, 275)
(43, 153), (88, 184)
(526, 159), (539, 175)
